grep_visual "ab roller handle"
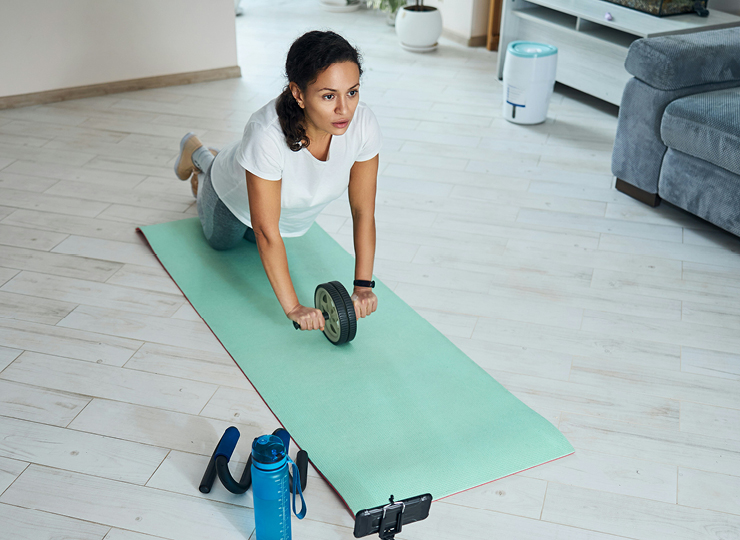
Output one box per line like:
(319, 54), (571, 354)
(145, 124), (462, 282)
(291, 281), (357, 345)
(292, 312), (329, 330)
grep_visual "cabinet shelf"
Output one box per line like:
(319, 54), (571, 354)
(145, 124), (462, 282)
(512, 7), (576, 32)
(513, 6), (637, 48)
(496, 0), (740, 105)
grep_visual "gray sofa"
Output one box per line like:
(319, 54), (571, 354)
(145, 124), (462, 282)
(611, 27), (740, 237)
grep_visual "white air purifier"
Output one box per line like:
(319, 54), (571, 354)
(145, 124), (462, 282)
(502, 41), (558, 125)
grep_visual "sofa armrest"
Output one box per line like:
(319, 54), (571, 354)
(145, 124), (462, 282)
(612, 77), (740, 195)
(625, 27), (740, 91)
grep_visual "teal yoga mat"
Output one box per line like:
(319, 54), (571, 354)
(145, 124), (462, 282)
(139, 218), (573, 514)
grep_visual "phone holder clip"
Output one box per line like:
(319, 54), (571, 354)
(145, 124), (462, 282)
(378, 496), (405, 539)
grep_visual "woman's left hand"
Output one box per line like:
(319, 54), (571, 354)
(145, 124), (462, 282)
(351, 287), (377, 319)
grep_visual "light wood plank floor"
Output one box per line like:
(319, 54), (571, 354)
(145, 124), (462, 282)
(1, 2), (739, 538)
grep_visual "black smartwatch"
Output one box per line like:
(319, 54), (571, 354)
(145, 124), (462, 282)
(353, 279), (375, 288)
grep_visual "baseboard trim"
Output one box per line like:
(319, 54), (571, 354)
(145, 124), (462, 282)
(0, 66), (242, 110)
(441, 29), (487, 48)
(467, 35), (487, 48)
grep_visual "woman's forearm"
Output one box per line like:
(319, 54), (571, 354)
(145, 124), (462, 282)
(253, 231), (299, 315)
(352, 213), (376, 282)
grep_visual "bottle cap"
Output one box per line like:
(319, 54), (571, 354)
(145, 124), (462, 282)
(251, 434), (287, 466)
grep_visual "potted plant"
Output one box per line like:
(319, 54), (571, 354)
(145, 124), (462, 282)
(367, 0), (408, 25)
(395, 0), (443, 52)
(319, 0), (362, 13)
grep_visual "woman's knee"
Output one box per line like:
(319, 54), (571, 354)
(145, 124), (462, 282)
(205, 233), (242, 251)
(198, 184), (248, 250)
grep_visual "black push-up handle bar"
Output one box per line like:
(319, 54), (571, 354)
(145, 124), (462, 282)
(199, 427), (308, 495)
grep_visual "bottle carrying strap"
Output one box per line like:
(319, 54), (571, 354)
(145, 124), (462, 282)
(288, 456), (306, 519)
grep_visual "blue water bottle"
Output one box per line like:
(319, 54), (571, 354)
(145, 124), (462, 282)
(251, 434), (306, 540)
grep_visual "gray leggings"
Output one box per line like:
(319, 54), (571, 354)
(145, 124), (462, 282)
(197, 161), (256, 250)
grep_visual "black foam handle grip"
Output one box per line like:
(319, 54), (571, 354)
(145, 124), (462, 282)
(199, 453), (218, 494)
(293, 312), (329, 330)
(200, 426), (240, 494)
(216, 454), (253, 494)
(289, 450), (309, 492)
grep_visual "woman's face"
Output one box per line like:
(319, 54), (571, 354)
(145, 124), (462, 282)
(291, 61), (360, 138)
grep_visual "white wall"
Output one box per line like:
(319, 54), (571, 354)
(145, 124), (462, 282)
(424, 0), (492, 42)
(424, 0), (474, 39)
(712, 0), (740, 15)
(472, 0), (493, 36)
(0, 0), (238, 98)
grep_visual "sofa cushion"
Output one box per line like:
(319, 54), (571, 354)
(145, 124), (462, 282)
(659, 149), (740, 237)
(660, 87), (740, 176)
(625, 27), (740, 91)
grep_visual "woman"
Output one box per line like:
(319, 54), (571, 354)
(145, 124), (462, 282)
(173, 31), (381, 334)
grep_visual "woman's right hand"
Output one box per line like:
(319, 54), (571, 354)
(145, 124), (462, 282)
(287, 304), (325, 331)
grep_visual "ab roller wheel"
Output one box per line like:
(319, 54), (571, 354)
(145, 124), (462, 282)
(316, 281), (357, 345)
(293, 281), (357, 345)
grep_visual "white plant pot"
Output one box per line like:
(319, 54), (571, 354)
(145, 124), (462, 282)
(319, 0), (361, 12)
(395, 5), (443, 52)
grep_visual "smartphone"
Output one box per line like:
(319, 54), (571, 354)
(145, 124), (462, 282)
(353, 493), (432, 538)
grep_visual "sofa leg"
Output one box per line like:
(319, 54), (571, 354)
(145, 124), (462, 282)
(615, 178), (661, 207)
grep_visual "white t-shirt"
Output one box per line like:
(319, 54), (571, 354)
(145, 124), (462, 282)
(209, 98), (383, 237)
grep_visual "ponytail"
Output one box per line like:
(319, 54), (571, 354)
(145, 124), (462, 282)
(276, 88), (308, 152)
(276, 31), (363, 152)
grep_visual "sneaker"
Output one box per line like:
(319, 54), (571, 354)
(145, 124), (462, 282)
(175, 132), (205, 180)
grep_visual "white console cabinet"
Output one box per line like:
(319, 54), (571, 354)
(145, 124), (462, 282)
(496, 0), (740, 105)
